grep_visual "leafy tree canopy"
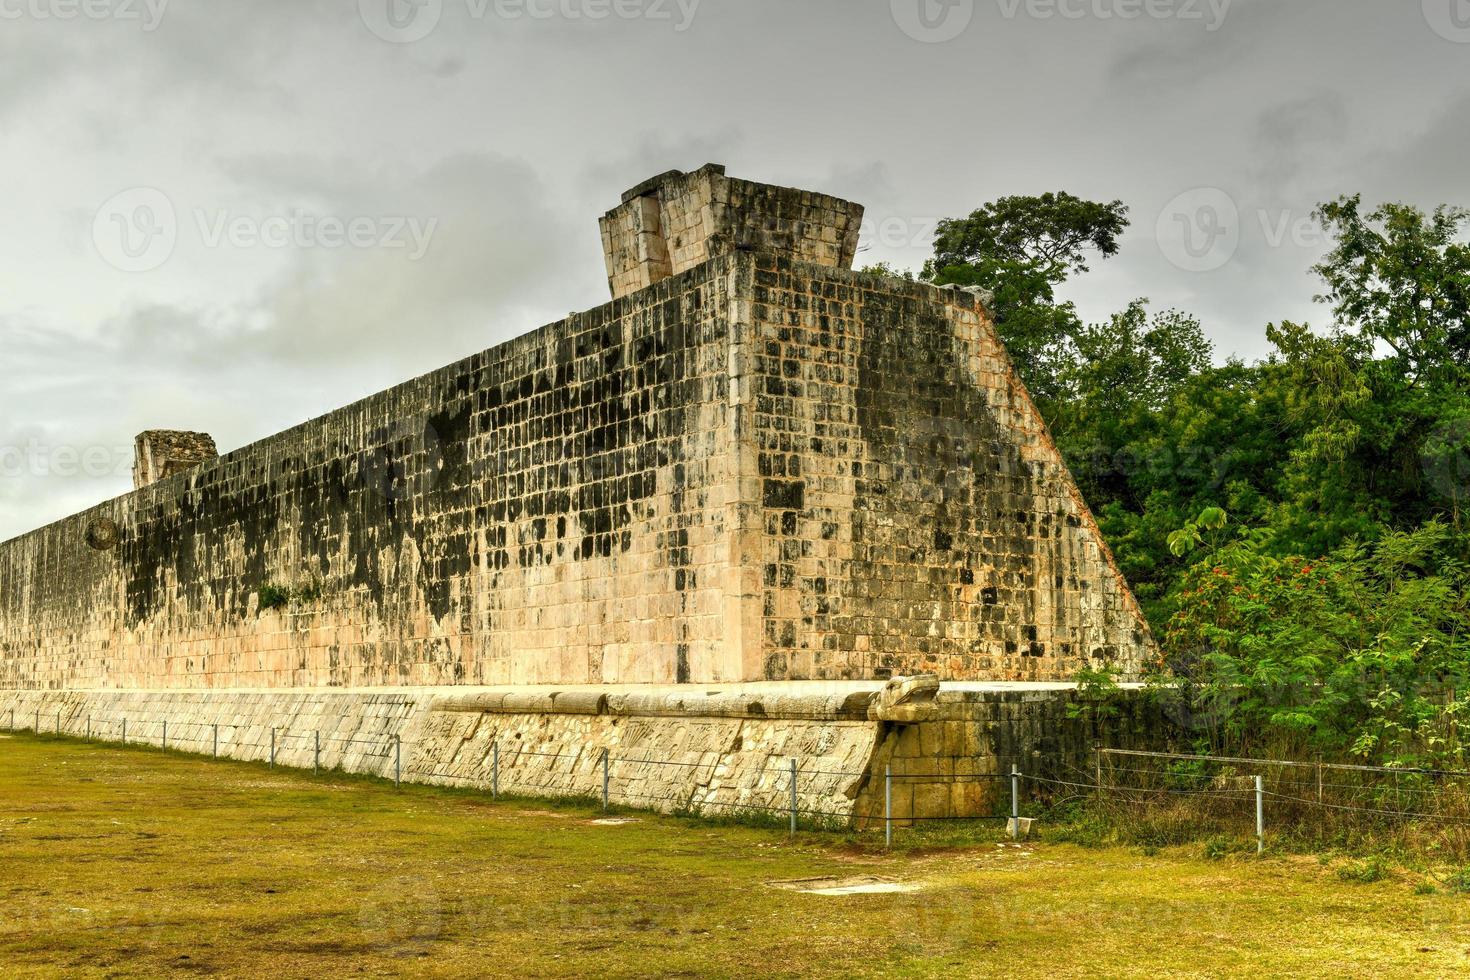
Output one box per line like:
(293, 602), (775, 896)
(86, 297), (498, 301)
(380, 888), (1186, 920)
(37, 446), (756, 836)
(917, 190), (1470, 765)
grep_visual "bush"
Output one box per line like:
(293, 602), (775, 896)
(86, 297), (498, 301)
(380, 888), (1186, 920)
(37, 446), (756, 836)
(1336, 857), (1388, 884)
(257, 584), (291, 612)
(1444, 868), (1470, 894)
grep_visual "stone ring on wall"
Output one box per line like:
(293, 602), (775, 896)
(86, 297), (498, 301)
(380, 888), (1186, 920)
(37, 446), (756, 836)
(84, 518), (120, 552)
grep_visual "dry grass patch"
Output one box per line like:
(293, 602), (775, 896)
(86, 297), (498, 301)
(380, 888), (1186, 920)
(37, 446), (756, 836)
(1, 735), (1468, 978)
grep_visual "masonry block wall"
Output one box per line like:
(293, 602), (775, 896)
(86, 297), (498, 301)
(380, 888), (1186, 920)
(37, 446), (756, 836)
(740, 256), (1149, 682)
(0, 258), (743, 690)
(600, 164), (864, 301)
(0, 167), (1153, 692)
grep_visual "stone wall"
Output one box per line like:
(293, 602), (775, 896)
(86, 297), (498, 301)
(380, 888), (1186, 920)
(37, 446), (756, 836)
(600, 164), (864, 300)
(0, 256), (744, 690)
(0, 167), (1153, 693)
(743, 255), (1150, 682)
(0, 684), (1167, 825)
(132, 430), (219, 490)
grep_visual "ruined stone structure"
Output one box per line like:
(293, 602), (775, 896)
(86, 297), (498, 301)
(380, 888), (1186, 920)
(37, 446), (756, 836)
(131, 430), (217, 490)
(0, 166), (1157, 822)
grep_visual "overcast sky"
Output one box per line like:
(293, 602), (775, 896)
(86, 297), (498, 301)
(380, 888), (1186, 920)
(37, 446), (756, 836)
(2, 0), (1467, 541)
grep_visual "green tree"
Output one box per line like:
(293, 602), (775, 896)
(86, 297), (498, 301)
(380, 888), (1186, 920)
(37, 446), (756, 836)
(923, 192), (1129, 407)
(1313, 196), (1470, 385)
(1164, 517), (1470, 767)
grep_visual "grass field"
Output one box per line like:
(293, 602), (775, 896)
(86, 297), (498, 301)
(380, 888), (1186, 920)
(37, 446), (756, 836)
(2, 734), (1468, 978)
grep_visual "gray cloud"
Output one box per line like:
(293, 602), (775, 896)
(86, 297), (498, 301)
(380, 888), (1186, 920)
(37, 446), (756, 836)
(1, 0), (1467, 540)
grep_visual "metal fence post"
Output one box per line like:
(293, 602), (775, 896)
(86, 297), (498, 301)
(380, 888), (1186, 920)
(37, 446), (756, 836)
(1095, 743), (1103, 796)
(270, 728), (276, 769)
(213, 724), (219, 759)
(394, 735), (401, 789)
(35, 709), (39, 732)
(1255, 774), (1265, 855)
(56, 710), (61, 735)
(122, 717), (127, 745)
(789, 759), (798, 836)
(492, 742), (499, 799)
(601, 749), (610, 811)
(314, 731), (320, 774)
(1010, 765), (1021, 838)
(884, 765), (893, 849)
(162, 720), (168, 750)
(87, 715), (91, 740)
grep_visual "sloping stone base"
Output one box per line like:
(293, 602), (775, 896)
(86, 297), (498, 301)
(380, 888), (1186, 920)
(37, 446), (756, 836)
(0, 684), (1159, 826)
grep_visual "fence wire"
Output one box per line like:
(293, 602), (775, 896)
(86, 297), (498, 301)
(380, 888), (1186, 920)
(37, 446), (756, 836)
(15, 711), (1470, 842)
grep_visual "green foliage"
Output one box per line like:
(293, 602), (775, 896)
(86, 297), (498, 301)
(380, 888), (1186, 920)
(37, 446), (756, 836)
(1202, 836), (1236, 860)
(1336, 857), (1389, 884)
(1067, 665), (1123, 723)
(1163, 519), (1470, 766)
(1168, 507), (1228, 558)
(924, 192), (1129, 407)
(257, 584), (290, 612)
(1313, 196), (1470, 386)
(927, 191), (1130, 276)
(930, 190), (1470, 767)
(857, 261), (916, 281)
(256, 580), (326, 614)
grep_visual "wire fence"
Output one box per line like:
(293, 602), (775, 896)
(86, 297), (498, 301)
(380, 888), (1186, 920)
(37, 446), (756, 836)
(1064, 747), (1470, 854)
(15, 705), (1463, 852)
(0, 706), (1007, 845)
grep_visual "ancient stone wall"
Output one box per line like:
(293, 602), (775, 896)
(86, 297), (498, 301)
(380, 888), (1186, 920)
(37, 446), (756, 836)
(133, 430), (219, 490)
(0, 256), (744, 690)
(600, 164), (864, 300)
(742, 255), (1150, 682)
(0, 684), (1169, 825)
(0, 168), (1152, 693)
